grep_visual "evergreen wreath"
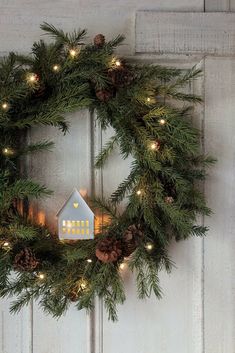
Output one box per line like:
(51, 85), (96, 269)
(0, 23), (214, 321)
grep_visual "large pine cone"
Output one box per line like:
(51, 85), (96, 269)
(94, 34), (105, 47)
(122, 224), (143, 257)
(96, 237), (122, 263)
(13, 248), (39, 272)
(108, 67), (133, 88)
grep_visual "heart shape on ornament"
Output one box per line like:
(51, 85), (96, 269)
(73, 203), (79, 208)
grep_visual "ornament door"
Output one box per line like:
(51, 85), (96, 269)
(1, 11), (235, 353)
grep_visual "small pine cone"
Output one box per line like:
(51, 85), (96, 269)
(122, 224), (143, 257)
(108, 67), (133, 88)
(165, 196), (174, 204)
(96, 237), (122, 263)
(94, 34), (105, 47)
(96, 89), (113, 102)
(68, 290), (79, 302)
(13, 248), (39, 272)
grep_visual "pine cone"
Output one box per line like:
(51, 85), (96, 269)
(96, 237), (122, 263)
(165, 196), (174, 204)
(68, 290), (79, 302)
(94, 34), (105, 47)
(13, 248), (39, 272)
(96, 89), (113, 102)
(122, 224), (143, 257)
(108, 67), (133, 88)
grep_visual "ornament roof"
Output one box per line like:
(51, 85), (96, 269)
(56, 188), (94, 217)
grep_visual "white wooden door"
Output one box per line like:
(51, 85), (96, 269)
(1, 8), (235, 353)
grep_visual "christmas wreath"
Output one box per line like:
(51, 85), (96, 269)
(0, 24), (214, 321)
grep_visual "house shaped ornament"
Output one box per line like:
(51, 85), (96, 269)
(57, 189), (94, 240)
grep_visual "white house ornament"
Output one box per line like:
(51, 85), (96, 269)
(57, 189), (94, 240)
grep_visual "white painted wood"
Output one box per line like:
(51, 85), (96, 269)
(28, 110), (93, 353)
(0, 299), (32, 353)
(205, 0), (230, 11)
(136, 12), (235, 55)
(204, 57), (235, 353)
(0, 1), (203, 56)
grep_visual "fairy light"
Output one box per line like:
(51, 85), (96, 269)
(115, 59), (121, 67)
(69, 49), (77, 58)
(38, 273), (45, 280)
(145, 242), (154, 251)
(136, 190), (142, 196)
(149, 141), (160, 151)
(2, 102), (9, 110)
(2, 147), (14, 156)
(87, 258), (92, 263)
(159, 119), (166, 125)
(52, 64), (60, 72)
(26, 73), (38, 85)
(146, 97), (151, 102)
(3, 241), (9, 248)
(119, 262), (126, 270)
(79, 279), (87, 290)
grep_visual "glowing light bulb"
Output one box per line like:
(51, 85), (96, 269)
(115, 59), (121, 67)
(3, 242), (9, 247)
(159, 119), (166, 125)
(2, 147), (13, 156)
(38, 273), (45, 280)
(145, 242), (154, 251)
(147, 97), (151, 102)
(87, 259), (92, 263)
(119, 262), (126, 270)
(52, 64), (60, 72)
(136, 190), (142, 196)
(69, 49), (77, 58)
(149, 141), (160, 151)
(2, 102), (9, 110)
(80, 279), (87, 290)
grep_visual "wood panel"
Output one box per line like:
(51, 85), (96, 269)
(204, 57), (235, 353)
(136, 12), (235, 55)
(0, 299), (31, 353)
(205, 0), (230, 11)
(28, 110), (93, 353)
(100, 64), (205, 353)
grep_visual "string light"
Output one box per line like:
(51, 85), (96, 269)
(87, 258), (92, 263)
(115, 59), (121, 67)
(26, 73), (38, 84)
(136, 190), (142, 196)
(79, 279), (88, 290)
(2, 241), (10, 248)
(52, 64), (60, 72)
(146, 97), (151, 102)
(145, 242), (154, 251)
(2, 102), (9, 111)
(119, 262), (126, 270)
(159, 119), (166, 125)
(38, 272), (45, 280)
(69, 49), (77, 58)
(149, 141), (160, 151)
(2, 147), (14, 156)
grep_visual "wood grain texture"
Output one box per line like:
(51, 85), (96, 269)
(0, 0), (203, 55)
(28, 110), (93, 353)
(136, 12), (235, 55)
(205, 0), (230, 11)
(204, 57), (235, 353)
(0, 299), (32, 353)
